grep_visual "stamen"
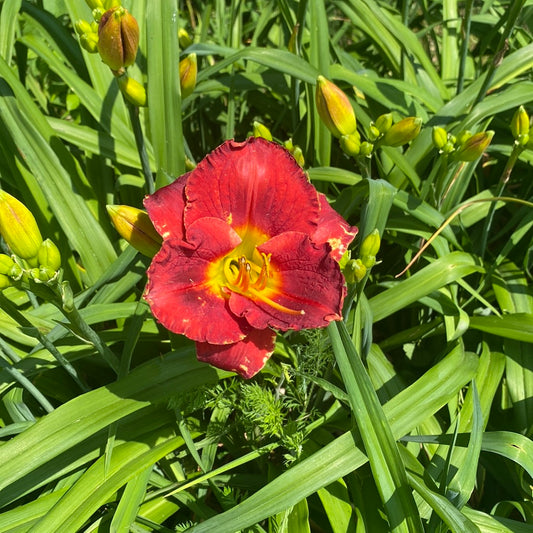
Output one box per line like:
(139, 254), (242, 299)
(248, 287), (305, 316)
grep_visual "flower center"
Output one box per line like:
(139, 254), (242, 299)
(220, 250), (303, 316)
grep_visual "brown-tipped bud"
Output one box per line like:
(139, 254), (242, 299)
(0, 191), (43, 262)
(454, 130), (494, 161)
(98, 6), (139, 71)
(117, 74), (147, 107)
(315, 75), (357, 138)
(253, 121), (272, 141)
(179, 53), (197, 99)
(432, 126), (448, 150)
(178, 28), (193, 49)
(382, 117), (422, 147)
(375, 113), (393, 134)
(340, 132), (361, 157)
(511, 106), (530, 146)
(38, 239), (61, 272)
(107, 205), (162, 257)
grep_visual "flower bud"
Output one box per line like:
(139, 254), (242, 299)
(511, 106), (530, 146)
(0, 190), (43, 262)
(382, 117), (422, 147)
(344, 259), (366, 284)
(455, 130), (472, 146)
(360, 141), (373, 158)
(253, 121), (273, 141)
(0, 273), (11, 290)
(75, 19), (93, 36)
(80, 32), (99, 54)
(340, 132), (361, 157)
(454, 130), (494, 161)
(107, 205), (162, 257)
(38, 239), (61, 272)
(179, 53), (197, 99)
(315, 75), (357, 138)
(85, 0), (104, 9)
(178, 28), (193, 49)
(98, 6), (139, 71)
(432, 126), (448, 150)
(117, 74), (146, 107)
(360, 229), (380, 265)
(291, 146), (305, 167)
(375, 113), (393, 134)
(0, 254), (15, 275)
(368, 124), (381, 142)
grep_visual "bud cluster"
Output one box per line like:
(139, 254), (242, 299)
(315, 76), (422, 161)
(432, 126), (494, 161)
(342, 229), (381, 284)
(0, 191), (62, 289)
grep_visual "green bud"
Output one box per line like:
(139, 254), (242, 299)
(98, 6), (139, 71)
(253, 121), (272, 141)
(315, 75), (357, 138)
(0, 273), (11, 290)
(38, 239), (61, 272)
(340, 132), (361, 157)
(85, 0), (104, 9)
(511, 106), (530, 145)
(291, 146), (305, 168)
(382, 117), (422, 147)
(92, 7), (104, 22)
(0, 190), (43, 261)
(117, 74), (147, 107)
(107, 205), (162, 257)
(432, 126), (448, 150)
(344, 259), (366, 284)
(75, 19), (93, 36)
(179, 53), (197, 99)
(454, 131), (494, 161)
(360, 141), (373, 158)
(360, 229), (380, 260)
(80, 32), (99, 54)
(9, 263), (23, 281)
(375, 112), (393, 134)
(455, 130), (472, 146)
(0, 254), (15, 275)
(178, 28), (193, 49)
(61, 280), (75, 313)
(103, 0), (121, 8)
(368, 124), (381, 142)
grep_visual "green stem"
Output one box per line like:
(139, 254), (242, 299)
(0, 292), (89, 392)
(457, 0), (473, 95)
(472, 0), (526, 107)
(126, 101), (155, 195)
(0, 339), (54, 414)
(479, 143), (524, 257)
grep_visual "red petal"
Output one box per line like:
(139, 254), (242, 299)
(184, 137), (319, 238)
(144, 218), (249, 344)
(313, 193), (357, 261)
(144, 172), (190, 241)
(228, 232), (345, 331)
(196, 328), (276, 379)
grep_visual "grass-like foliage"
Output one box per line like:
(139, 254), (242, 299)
(0, 0), (532, 531)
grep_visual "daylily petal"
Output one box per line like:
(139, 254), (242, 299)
(196, 328), (276, 379)
(184, 137), (320, 239)
(144, 172), (191, 241)
(228, 231), (345, 331)
(313, 193), (357, 261)
(145, 217), (249, 344)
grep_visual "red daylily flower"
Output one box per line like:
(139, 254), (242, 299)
(144, 137), (357, 378)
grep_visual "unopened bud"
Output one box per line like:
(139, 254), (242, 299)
(456, 130), (472, 146)
(85, 0), (104, 9)
(375, 113), (393, 134)
(179, 53), (197, 99)
(103, 0), (121, 8)
(454, 131), (494, 161)
(178, 28), (193, 49)
(80, 32), (99, 54)
(315, 75), (357, 138)
(98, 6), (139, 71)
(0, 254), (15, 275)
(0, 191), (43, 262)
(360, 141), (373, 158)
(0, 273), (10, 290)
(340, 132), (361, 157)
(253, 121), (273, 141)
(432, 126), (448, 150)
(117, 75), (147, 106)
(511, 106), (530, 145)
(292, 146), (305, 167)
(38, 239), (61, 272)
(107, 205), (162, 257)
(368, 124), (380, 142)
(75, 19), (93, 36)
(360, 229), (380, 264)
(382, 117), (422, 147)
(344, 259), (367, 284)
